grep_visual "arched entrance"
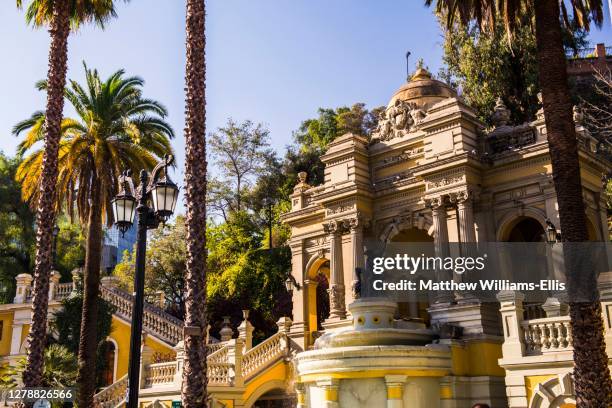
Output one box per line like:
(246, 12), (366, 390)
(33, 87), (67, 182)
(304, 256), (330, 345)
(505, 217), (546, 242)
(390, 227), (434, 322)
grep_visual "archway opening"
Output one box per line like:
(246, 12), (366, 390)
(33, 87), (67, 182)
(99, 340), (116, 387)
(505, 217), (545, 242)
(252, 388), (295, 408)
(315, 270), (330, 330)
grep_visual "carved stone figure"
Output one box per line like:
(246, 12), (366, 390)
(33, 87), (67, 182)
(371, 100), (425, 143)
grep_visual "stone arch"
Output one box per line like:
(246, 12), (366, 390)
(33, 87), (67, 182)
(243, 379), (289, 408)
(497, 208), (547, 242)
(304, 253), (331, 343)
(529, 373), (576, 408)
(304, 252), (329, 280)
(379, 214), (434, 242)
(104, 337), (119, 383)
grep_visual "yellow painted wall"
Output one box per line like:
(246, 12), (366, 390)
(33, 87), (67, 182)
(451, 341), (505, 377)
(109, 316), (175, 378)
(243, 360), (287, 402)
(0, 312), (14, 356)
(525, 375), (555, 405)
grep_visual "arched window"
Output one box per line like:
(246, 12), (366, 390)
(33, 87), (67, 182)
(99, 340), (116, 387)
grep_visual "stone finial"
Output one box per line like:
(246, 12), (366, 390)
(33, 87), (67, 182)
(220, 316), (233, 342)
(276, 316), (293, 334)
(492, 97), (511, 127)
(238, 310), (254, 350)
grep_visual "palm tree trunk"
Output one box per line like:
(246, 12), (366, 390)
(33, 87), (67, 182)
(181, 0), (208, 406)
(21, 0), (71, 389)
(534, 1), (612, 406)
(76, 177), (103, 407)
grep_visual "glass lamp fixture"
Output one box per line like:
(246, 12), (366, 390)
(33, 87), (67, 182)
(112, 171), (137, 234)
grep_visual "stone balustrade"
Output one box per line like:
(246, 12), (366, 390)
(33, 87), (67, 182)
(99, 285), (183, 345)
(521, 316), (573, 355)
(144, 361), (177, 387)
(241, 331), (287, 380)
(208, 362), (234, 385)
(93, 374), (127, 408)
(54, 282), (73, 300)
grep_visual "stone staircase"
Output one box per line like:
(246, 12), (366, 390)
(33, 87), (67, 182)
(93, 318), (294, 407)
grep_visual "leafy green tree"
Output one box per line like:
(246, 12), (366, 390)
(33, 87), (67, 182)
(427, 0), (612, 404)
(114, 217), (187, 319)
(51, 293), (115, 389)
(15, 0), (131, 391)
(294, 103), (382, 153)
(14, 64), (173, 406)
(0, 153), (35, 302)
(208, 119), (274, 218)
(439, 15), (588, 125)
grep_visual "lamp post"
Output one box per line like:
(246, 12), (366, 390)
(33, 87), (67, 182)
(545, 218), (561, 244)
(111, 155), (179, 408)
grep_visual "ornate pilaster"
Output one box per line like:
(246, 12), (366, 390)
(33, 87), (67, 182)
(451, 190), (476, 243)
(348, 214), (368, 300)
(324, 220), (347, 319)
(426, 196), (454, 304)
(296, 382), (307, 408)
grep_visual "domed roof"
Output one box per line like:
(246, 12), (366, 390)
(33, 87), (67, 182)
(388, 67), (457, 109)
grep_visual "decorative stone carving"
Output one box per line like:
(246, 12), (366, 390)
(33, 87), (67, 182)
(328, 284), (346, 319)
(371, 99), (426, 143)
(573, 105), (584, 126)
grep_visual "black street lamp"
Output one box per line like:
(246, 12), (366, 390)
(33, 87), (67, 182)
(111, 155), (179, 408)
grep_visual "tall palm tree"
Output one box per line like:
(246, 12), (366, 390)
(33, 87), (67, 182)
(15, 0), (129, 391)
(181, 0), (208, 406)
(15, 65), (174, 407)
(426, 1), (611, 406)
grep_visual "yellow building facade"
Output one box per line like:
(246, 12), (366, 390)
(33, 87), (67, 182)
(1, 68), (611, 408)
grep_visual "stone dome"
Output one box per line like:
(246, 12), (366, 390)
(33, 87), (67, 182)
(388, 67), (457, 109)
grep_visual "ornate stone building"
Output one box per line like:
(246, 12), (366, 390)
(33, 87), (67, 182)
(1, 67), (610, 408)
(281, 67), (611, 407)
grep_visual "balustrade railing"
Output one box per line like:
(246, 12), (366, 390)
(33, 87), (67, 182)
(521, 316), (573, 355)
(208, 362), (234, 385)
(100, 286), (183, 345)
(241, 332), (287, 380)
(94, 374), (127, 408)
(207, 344), (229, 364)
(54, 282), (73, 300)
(144, 361), (176, 387)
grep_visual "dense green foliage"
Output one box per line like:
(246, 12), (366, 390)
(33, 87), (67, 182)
(439, 17), (588, 125)
(0, 152), (85, 303)
(52, 293), (115, 387)
(0, 153), (35, 302)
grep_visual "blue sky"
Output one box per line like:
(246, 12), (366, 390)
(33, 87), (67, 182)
(1, 1), (610, 214)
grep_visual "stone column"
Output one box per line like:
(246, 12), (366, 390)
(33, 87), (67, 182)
(429, 197), (453, 303)
(139, 339), (153, 390)
(453, 190), (476, 243)
(174, 341), (185, 386)
(325, 220), (346, 320)
(317, 378), (339, 408)
(349, 215), (366, 300)
(289, 240), (307, 350)
(385, 375), (407, 408)
(227, 338), (244, 387)
(497, 291), (525, 358)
